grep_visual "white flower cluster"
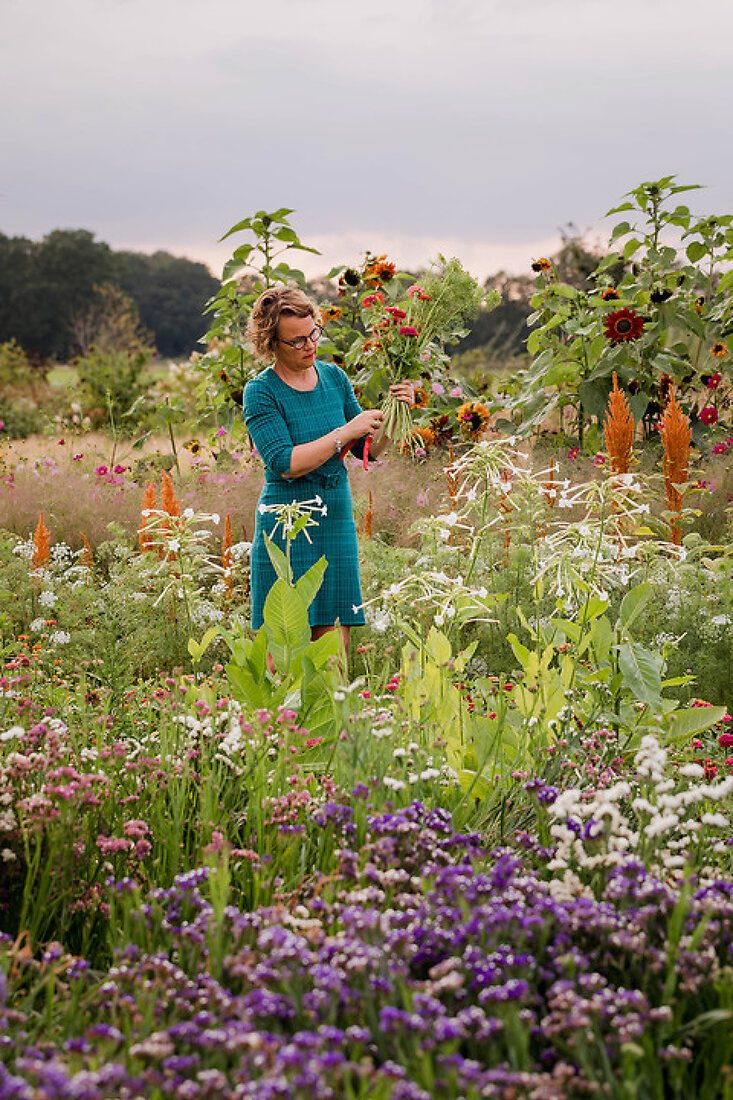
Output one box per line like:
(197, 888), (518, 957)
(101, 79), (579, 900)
(548, 733), (733, 888)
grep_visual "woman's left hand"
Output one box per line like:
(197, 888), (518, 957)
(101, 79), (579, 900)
(389, 381), (416, 408)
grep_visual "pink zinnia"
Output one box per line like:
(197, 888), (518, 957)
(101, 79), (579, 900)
(700, 406), (718, 425)
(719, 731), (733, 747)
(399, 325), (418, 337)
(387, 307), (407, 319)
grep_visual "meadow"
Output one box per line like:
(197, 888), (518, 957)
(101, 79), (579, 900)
(1, 179), (733, 1098)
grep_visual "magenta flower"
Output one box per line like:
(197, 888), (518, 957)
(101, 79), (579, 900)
(386, 307), (407, 320)
(399, 326), (419, 337)
(713, 443), (728, 455)
(72, 453), (84, 461)
(700, 406), (718, 425)
(706, 373), (721, 389)
(95, 465), (108, 476)
(568, 446), (580, 460)
(113, 464), (126, 474)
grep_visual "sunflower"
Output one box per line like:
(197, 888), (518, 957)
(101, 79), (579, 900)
(711, 341), (728, 359)
(338, 268), (360, 293)
(603, 307), (645, 345)
(321, 304), (344, 322)
(457, 401), (491, 439)
(413, 386), (430, 409)
(185, 440), (202, 455)
(600, 287), (620, 301)
(531, 257), (553, 273)
(416, 426), (437, 450)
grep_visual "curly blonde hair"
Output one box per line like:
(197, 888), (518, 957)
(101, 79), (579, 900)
(246, 286), (318, 361)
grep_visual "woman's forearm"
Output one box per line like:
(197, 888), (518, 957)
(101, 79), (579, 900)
(284, 430), (343, 479)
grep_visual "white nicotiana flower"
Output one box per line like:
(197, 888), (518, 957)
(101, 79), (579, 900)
(38, 590), (56, 608)
(183, 507), (195, 519)
(167, 539), (180, 552)
(49, 631), (71, 646)
(29, 618), (46, 632)
(1, 726), (24, 743)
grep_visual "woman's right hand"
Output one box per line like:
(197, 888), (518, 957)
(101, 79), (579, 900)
(347, 408), (385, 440)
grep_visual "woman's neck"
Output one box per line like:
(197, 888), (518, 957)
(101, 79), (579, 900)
(272, 359), (319, 391)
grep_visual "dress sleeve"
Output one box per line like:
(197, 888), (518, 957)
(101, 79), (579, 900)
(243, 377), (293, 477)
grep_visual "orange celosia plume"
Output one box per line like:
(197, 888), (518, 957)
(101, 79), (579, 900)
(160, 470), (180, 517)
(364, 490), (374, 540)
(138, 481), (158, 554)
(32, 513), (50, 569)
(604, 373), (635, 475)
(659, 388), (691, 545)
(80, 533), (94, 576)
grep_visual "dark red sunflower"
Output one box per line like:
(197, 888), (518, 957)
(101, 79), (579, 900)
(603, 307), (645, 345)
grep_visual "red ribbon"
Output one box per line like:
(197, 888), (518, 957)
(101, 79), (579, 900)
(339, 435), (372, 470)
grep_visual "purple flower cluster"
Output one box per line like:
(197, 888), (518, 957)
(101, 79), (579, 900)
(2, 803), (732, 1098)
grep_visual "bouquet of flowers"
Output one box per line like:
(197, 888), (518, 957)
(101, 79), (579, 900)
(352, 257), (495, 452)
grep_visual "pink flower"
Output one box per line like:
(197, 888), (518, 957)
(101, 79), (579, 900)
(72, 453), (84, 461)
(431, 381), (445, 395)
(113, 464), (126, 474)
(719, 731), (733, 747)
(706, 373), (721, 389)
(399, 326), (419, 337)
(0, 421), (4, 430)
(362, 293), (384, 308)
(568, 446), (580, 460)
(450, 386), (462, 398)
(216, 427), (227, 437)
(386, 307), (407, 320)
(713, 443), (728, 455)
(700, 406), (718, 425)
(593, 453), (607, 467)
(407, 284), (431, 300)
(95, 465), (108, 476)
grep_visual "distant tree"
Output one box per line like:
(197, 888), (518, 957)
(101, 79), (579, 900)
(69, 283), (154, 356)
(115, 251), (219, 357)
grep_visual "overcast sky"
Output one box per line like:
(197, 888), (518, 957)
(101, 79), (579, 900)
(2, 0), (732, 280)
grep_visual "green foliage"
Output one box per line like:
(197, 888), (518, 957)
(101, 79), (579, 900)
(193, 209), (320, 418)
(74, 346), (154, 428)
(512, 176), (733, 441)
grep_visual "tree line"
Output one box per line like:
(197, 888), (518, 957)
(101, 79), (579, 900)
(0, 229), (220, 361)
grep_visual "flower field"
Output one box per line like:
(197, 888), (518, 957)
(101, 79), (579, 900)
(2, 179), (733, 1097)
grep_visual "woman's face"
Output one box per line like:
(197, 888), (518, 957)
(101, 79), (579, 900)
(274, 312), (320, 373)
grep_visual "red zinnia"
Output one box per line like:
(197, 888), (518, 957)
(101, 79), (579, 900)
(399, 325), (419, 337)
(603, 307), (645, 345)
(700, 406), (718, 425)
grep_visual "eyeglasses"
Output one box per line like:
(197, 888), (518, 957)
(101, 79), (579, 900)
(278, 324), (324, 350)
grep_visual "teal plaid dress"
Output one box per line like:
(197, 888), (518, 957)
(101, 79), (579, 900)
(244, 360), (368, 630)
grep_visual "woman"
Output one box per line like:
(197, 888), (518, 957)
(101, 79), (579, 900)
(243, 285), (413, 654)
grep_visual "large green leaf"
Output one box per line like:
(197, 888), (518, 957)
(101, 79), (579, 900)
(263, 533), (290, 583)
(264, 579), (310, 662)
(618, 641), (663, 705)
(618, 582), (653, 633)
(295, 556), (327, 609)
(667, 705), (728, 743)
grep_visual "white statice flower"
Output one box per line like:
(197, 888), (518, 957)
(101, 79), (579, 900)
(710, 615), (732, 627)
(420, 768), (440, 781)
(701, 813), (729, 829)
(383, 776), (406, 791)
(1, 849), (16, 863)
(49, 631), (71, 646)
(38, 590), (57, 608)
(12, 539), (35, 560)
(393, 747), (407, 758)
(0, 809), (18, 832)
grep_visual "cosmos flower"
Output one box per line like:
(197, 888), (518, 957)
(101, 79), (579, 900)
(700, 406), (718, 425)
